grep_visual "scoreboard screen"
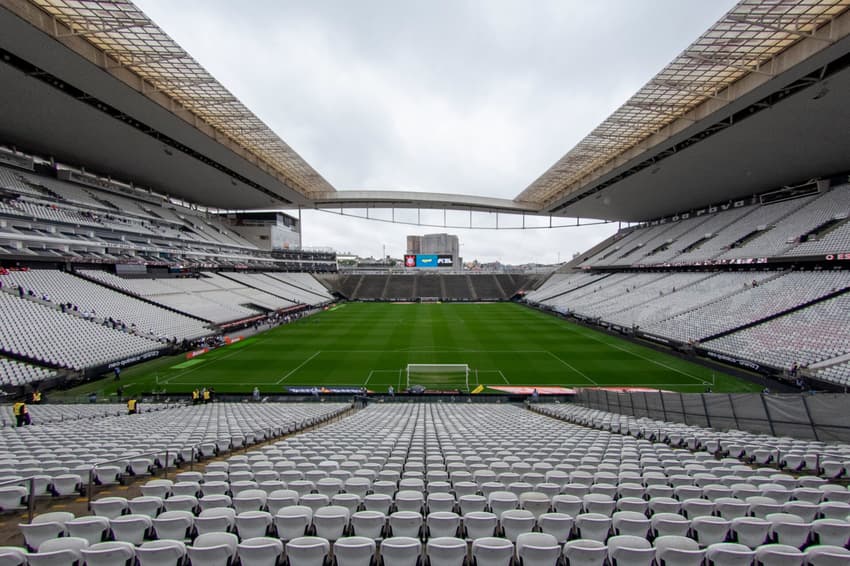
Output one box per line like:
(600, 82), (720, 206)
(404, 254), (453, 268)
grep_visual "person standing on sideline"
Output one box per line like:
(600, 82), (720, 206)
(113, 367), (121, 381)
(252, 386), (260, 402)
(388, 385), (394, 398)
(127, 398), (139, 414)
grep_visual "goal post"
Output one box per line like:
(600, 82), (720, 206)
(406, 363), (470, 392)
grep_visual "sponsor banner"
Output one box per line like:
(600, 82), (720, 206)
(703, 350), (762, 372)
(437, 255), (454, 268)
(489, 386), (577, 395)
(416, 254), (438, 268)
(106, 349), (164, 370)
(824, 253), (850, 261)
(223, 336), (244, 345)
(404, 254), (416, 268)
(186, 347), (209, 360)
(286, 386), (366, 394)
(584, 386), (674, 393)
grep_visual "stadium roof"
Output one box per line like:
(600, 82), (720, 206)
(24, 0), (335, 200)
(1, 0), (849, 221)
(518, 0), (850, 209)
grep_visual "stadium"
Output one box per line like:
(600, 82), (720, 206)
(0, 0), (849, 563)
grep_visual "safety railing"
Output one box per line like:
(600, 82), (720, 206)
(0, 475), (37, 523)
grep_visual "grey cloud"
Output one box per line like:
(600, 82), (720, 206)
(135, 0), (737, 261)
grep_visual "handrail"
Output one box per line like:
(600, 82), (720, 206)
(87, 449), (170, 510)
(0, 475), (37, 523)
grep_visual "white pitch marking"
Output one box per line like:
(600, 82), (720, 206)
(547, 351), (599, 385)
(276, 351), (321, 384)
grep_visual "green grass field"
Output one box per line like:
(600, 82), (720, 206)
(63, 302), (761, 397)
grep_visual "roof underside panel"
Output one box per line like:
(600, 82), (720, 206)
(29, 0), (335, 199)
(516, 0), (850, 208)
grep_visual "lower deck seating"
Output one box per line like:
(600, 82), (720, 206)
(12, 403), (848, 565)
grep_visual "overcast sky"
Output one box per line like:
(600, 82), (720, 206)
(135, 0), (738, 264)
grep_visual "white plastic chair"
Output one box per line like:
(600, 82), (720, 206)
(731, 517), (770, 548)
(333, 536), (376, 566)
(652, 535), (705, 566)
(186, 532), (238, 566)
(388, 511), (422, 539)
(562, 539), (607, 566)
(690, 515), (730, 547)
(66, 516), (110, 545)
(237, 537), (283, 566)
(195, 507), (237, 536)
(427, 512), (461, 539)
(285, 536), (329, 566)
(606, 535), (654, 566)
(516, 532), (560, 566)
(471, 537), (513, 566)
(804, 544), (850, 566)
(79, 541), (136, 566)
(463, 512), (498, 540)
(766, 513), (811, 549)
(575, 513), (612, 542)
(426, 537), (467, 566)
(811, 518), (850, 547)
(274, 506), (313, 541)
(537, 512), (573, 543)
(109, 514), (153, 545)
(136, 539), (187, 566)
(152, 510), (194, 541)
(612, 511), (650, 538)
(19, 512), (75, 551)
(379, 536), (421, 566)
(0, 546), (27, 566)
(27, 537), (89, 566)
(89, 497), (128, 520)
(312, 505), (350, 541)
(705, 542), (755, 566)
(754, 544), (804, 566)
(236, 511), (273, 540)
(500, 509), (535, 542)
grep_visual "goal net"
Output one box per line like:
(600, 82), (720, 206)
(406, 364), (470, 392)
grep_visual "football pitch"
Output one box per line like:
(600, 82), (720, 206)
(68, 302), (761, 397)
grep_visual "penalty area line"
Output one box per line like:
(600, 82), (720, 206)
(547, 351), (599, 386)
(276, 351), (321, 384)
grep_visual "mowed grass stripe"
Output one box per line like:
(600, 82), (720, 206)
(60, 302), (761, 396)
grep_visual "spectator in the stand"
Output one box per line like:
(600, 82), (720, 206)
(13, 401), (30, 426)
(127, 398), (139, 415)
(17, 285), (23, 298)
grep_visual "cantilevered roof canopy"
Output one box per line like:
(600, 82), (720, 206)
(517, 0), (850, 211)
(24, 0), (334, 200)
